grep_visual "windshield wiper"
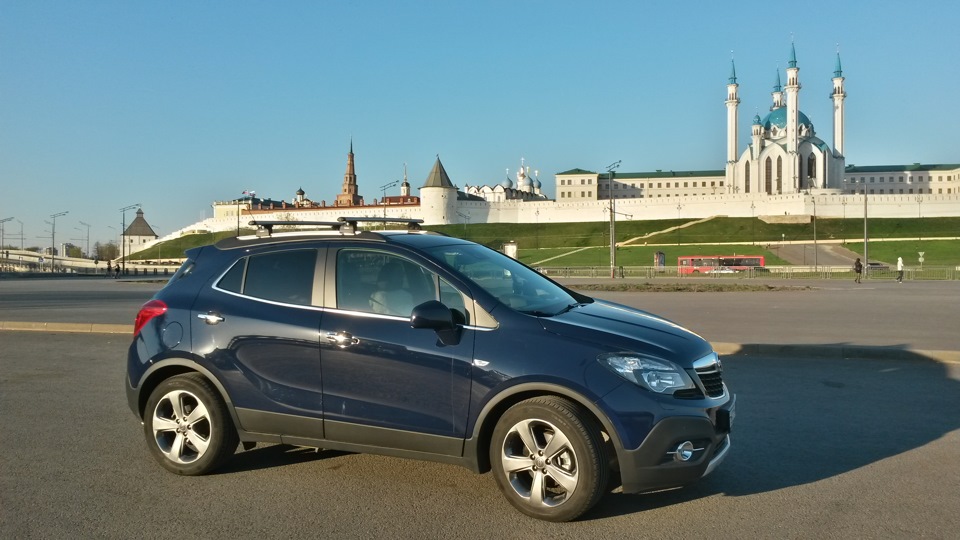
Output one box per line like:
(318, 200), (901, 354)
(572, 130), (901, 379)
(556, 302), (583, 315)
(523, 303), (581, 317)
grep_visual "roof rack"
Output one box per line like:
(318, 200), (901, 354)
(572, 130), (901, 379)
(248, 220), (341, 237)
(337, 217), (423, 234)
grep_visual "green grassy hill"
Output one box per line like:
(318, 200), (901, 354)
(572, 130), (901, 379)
(130, 217), (960, 267)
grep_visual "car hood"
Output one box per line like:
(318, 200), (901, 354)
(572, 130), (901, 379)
(537, 299), (713, 366)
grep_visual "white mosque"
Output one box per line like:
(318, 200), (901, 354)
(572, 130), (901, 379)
(149, 42), (959, 252)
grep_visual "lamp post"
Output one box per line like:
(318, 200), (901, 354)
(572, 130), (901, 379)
(120, 204), (140, 276)
(676, 204), (683, 245)
(49, 211), (68, 271)
(862, 180), (869, 278)
(535, 209), (540, 249)
(0, 217), (12, 253)
(379, 181), (400, 225)
(810, 195), (818, 269)
(107, 226), (117, 261)
(78, 221), (91, 258)
(916, 195), (923, 241)
(606, 161), (620, 278)
(17, 219), (24, 250)
(750, 203), (755, 246)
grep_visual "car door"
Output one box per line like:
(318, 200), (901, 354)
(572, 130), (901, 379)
(190, 247), (326, 438)
(319, 246), (474, 456)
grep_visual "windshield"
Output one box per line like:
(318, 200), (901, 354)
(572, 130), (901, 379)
(423, 243), (581, 316)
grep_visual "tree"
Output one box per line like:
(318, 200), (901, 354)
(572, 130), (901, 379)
(94, 241), (118, 261)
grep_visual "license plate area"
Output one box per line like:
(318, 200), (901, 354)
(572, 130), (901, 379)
(715, 397), (736, 433)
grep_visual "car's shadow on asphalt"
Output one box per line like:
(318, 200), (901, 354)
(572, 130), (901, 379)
(217, 445), (354, 474)
(585, 345), (960, 520)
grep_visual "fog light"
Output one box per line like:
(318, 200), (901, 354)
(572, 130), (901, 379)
(672, 441), (696, 462)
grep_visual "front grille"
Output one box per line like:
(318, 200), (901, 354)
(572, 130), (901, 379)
(696, 365), (725, 397)
(674, 353), (725, 399)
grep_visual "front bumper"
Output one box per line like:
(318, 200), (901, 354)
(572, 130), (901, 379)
(617, 395), (734, 494)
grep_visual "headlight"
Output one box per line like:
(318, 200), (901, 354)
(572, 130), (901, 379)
(598, 353), (695, 394)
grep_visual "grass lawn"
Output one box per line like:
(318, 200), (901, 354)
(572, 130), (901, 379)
(129, 217), (960, 267)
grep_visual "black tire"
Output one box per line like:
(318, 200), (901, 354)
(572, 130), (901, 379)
(489, 396), (608, 522)
(142, 373), (238, 475)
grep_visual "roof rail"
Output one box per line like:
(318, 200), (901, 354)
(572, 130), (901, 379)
(247, 220), (341, 237)
(337, 217), (424, 234)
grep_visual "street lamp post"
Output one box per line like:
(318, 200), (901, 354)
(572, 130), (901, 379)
(17, 219), (24, 251)
(120, 204), (140, 276)
(379, 181), (400, 225)
(0, 217), (13, 253)
(862, 181), (869, 279)
(916, 195), (923, 241)
(49, 211), (68, 271)
(676, 204), (683, 245)
(810, 195), (818, 269)
(535, 209), (540, 249)
(78, 221), (91, 258)
(750, 203), (755, 245)
(606, 161), (620, 278)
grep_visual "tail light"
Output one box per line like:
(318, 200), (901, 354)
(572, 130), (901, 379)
(134, 300), (168, 336)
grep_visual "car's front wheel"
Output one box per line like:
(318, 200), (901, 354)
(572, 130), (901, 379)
(143, 373), (238, 475)
(490, 396), (608, 522)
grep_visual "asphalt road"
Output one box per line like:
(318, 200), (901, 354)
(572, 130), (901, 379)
(1, 332), (958, 538)
(3, 276), (956, 355)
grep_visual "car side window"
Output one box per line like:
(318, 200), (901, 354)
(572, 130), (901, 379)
(217, 259), (245, 293)
(336, 250), (437, 317)
(439, 277), (469, 325)
(217, 249), (316, 306)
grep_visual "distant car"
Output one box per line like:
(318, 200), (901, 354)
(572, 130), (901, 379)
(866, 262), (889, 271)
(126, 218), (734, 522)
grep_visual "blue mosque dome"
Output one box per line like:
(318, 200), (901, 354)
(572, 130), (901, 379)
(761, 107), (813, 132)
(500, 177), (513, 189)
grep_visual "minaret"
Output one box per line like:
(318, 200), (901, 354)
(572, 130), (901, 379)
(336, 138), (361, 206)
(785, 42), (801, 190)
(725, 59), (740, 165)
(771, 70), (784, 110)
(832, 51), (846, 157)
(751, 113), (763, 158)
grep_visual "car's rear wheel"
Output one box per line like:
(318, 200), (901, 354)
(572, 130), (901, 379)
(490, 396), (607, 522)
(143, 373), (238, 475)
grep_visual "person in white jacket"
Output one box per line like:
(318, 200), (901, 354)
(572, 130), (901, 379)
(896, 257), (904, 283)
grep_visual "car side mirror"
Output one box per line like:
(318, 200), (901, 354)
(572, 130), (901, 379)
(411, 300), (461, 346)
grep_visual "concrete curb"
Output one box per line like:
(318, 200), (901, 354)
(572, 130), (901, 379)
(712, 342), (960, 364)
(0, 322), (956, 364)
(0, 321), (131, 334)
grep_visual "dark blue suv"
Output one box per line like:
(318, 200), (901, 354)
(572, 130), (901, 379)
(126, 218), (734, 522)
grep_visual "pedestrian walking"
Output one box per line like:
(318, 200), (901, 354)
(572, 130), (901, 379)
(853, 257), (863, 283)
(104, 262), (111, 278)
(896, 256), (904, 283)
(114, 263), (121, 279)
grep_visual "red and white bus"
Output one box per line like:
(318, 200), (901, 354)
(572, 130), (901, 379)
(678, 255), (765, 274)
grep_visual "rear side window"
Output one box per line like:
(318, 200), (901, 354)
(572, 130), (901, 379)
(217, 259), (245, 293)
(216, 250), (317, 306)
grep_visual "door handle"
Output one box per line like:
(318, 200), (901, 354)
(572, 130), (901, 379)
(197, 312), (225, 325)
(326, 331), (359, 348)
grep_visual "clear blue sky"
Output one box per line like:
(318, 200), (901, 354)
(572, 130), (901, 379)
(2, 1), (959, 249)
